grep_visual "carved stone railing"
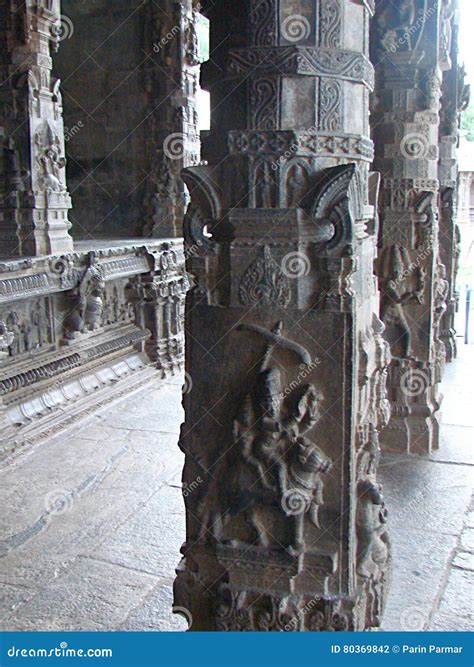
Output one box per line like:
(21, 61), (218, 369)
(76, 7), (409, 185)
(0, 240), (188, 461)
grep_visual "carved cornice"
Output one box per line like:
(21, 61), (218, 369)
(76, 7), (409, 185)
(0, 273), (50, 301)
(0, 325), (148, 397)
(101, 257), (150, 280)
(0, 240), (185, 304)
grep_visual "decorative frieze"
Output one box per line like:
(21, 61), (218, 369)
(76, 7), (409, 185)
(226, 47), (374, 87)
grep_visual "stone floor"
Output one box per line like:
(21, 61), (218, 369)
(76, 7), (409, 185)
(0, 346), (472, 632)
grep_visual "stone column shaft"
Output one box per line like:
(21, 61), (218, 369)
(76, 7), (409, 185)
(438, 12), (469, 362)
(142, 0), (202, 238)
(371, 0), (456, 454)
(0, 0), (73, 257)
(174, 0), (392, 632)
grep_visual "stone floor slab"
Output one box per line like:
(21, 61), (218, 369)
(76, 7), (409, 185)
(0, 349), (473, 632)
(5, 557), (157, 631)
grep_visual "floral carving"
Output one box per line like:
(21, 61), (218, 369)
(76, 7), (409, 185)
(239, 246), (291, 308)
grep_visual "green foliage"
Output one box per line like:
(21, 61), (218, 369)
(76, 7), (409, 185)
(461, 99), (474, 141)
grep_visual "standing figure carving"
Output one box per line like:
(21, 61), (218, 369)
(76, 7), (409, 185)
(64, 254), (106, 339)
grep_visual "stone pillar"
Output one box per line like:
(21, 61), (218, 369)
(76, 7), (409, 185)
(143, 0), (202, 239)
(174, 0), (392, 631)
(130, 244), (189, 376)
(438, 7), (469, 362)
(0, 0), (73, 257)
(371, 0), (452, 454)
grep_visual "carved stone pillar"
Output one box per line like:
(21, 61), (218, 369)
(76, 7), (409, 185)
(142, 0), (202, 239)
(438, 9), (469, 362)
(371, 0), (454, 454)
(130, 244), (189, 376)
(0, 0), (74, 257)
(174, 0), (392, 631)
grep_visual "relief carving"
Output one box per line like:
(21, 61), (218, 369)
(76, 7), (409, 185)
(319, 79), (343, 132)
(251, 78), (280, 131)
(319, 0), (342, 49)
(1, 300), (53, 357)
(375, 0), (418, 52)
(64, 254), (106, 339)
(33, 121), (66, 192)
(378, 245), (425, 359)
(0, 321), (15, 361)
(250, 0), (277, 47)
(239, 246), (291, 308)
(197, 322), (332, 556)
(356, 480), (390, 579)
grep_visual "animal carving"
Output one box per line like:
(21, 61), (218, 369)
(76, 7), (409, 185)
(197, 322), (332, 556)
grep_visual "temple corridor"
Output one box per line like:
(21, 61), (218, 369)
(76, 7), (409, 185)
(0, 0), (472, 634)
(0, 346), (472, 633)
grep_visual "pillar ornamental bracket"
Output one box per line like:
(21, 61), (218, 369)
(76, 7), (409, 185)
(175, 0), (392, 631)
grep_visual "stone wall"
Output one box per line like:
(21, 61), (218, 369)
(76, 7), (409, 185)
(54, 0), (202, 240)
(54, 0), (149, 238)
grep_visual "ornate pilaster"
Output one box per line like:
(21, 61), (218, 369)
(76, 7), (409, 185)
(438, 9), (469, 362)
(0, 0), (73, 257)
(129, 244), (189, 376)
(371, 0), (455, 454)
(142, 0), (202, 239)
(174, 0), (392, 631)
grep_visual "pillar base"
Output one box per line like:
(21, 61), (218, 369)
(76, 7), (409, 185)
(174, 543), (391, 632)
(381, 360), (442, 455)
